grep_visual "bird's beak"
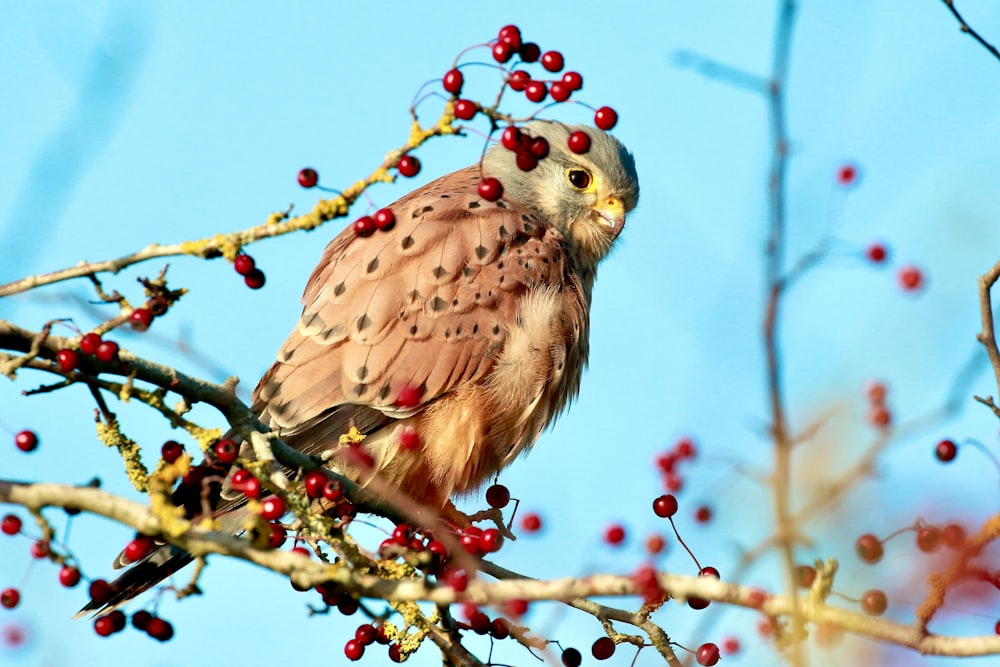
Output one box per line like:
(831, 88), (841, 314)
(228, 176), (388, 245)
(592, 196), (626, 238)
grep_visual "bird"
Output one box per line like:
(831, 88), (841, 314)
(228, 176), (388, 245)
(81, 119), (639, 613)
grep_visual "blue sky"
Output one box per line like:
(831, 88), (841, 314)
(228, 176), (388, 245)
(3, 2), (1000, 665)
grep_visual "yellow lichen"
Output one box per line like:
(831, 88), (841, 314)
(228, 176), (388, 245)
(95, 418), (150, 493)
(339, 427), (366, 447)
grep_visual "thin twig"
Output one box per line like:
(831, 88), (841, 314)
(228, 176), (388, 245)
(939, 0), (1000, 62)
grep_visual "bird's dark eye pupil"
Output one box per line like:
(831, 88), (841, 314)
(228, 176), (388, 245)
(568, 170), (590, 189)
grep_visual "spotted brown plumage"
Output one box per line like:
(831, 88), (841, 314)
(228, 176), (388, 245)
(80, 120), (639, 615)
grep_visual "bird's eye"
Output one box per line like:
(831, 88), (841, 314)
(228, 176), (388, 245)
(567, 169), (591, 190)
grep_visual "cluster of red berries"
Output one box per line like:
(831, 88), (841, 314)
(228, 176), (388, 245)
(351, 208), (396, 238)
(456, 603), (514, 641)
(62, 331), (121, 369)
(855, 521), (967, 566)
(860, 241), (924, 292)
(864, 379), (891, 429)
(654, 437), (698, 494)
(233, 252), (265, 289)
(342, 621), (403, 662)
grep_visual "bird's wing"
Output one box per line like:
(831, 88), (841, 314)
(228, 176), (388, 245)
(252, 165), (570, 456)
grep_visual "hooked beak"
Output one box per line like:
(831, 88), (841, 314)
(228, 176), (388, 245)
(592, 196), (626, 238)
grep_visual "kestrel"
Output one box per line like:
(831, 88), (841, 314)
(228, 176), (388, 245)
(83, 120), (638, 611)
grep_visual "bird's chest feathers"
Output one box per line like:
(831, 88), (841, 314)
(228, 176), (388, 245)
(483, 284), (589, 454)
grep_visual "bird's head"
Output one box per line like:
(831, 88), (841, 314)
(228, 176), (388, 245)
(482, 121), (639, 272)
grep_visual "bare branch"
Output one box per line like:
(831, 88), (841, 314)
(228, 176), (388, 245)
(939, 0), (1000, 63)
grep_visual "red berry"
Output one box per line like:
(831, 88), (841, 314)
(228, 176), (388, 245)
(442, 68), (464, 95)
(549, 82), (571, 102)
(88, 579), (114, 606)
(795, 564), (816, 588)
(519, 42), (540, 62)
(304, 469), (327, 499)
(80, 332), (101, 355)
(124, 536), (156, 563)
(935, 439), (957, 462)
(837, 164), (858, 186)
(145, 616), (174, 641)
(516, 150), (538, 172)
(1, 514), (22, 535)
(490, 618), (510, 639)
(723, 636), (741, 654)
(373, 208), (395, 231)
(676, 437), (697, 459)
(129, 307), (154, 332)
(866, 243), (888, 263)
(943, 523), (967, 549)
(444, 567), (468, 592)
(131, 610), (153, 630)
(861, 589), (888, 616)
(520, 512), (542, 533)
(478, 177), (503, 202)
(645, 533), (666, 555)
(93, 615), (117, 637)
(243, 476), (262, 499)
(696, 642), (721, 666)
(291, 546), (311, 559)
(562, 71), (583, 90)
(501, 126), (522, 151)
(529, 137), (550, 158)
(492, 41), (514, 64)
(567, 130), (591, 154)
(0, 588), (19, 609)
(159, 441), (183, 464)
(561, 648), (582, 667)
(508, 70), (530, 91)
(397, 155), (421, 178)
(268, 522), (287, 548)
(260, 496), (285, 521)
(524, 80), (547, 103)
(485, 483), (510, 508)
(694, 505), (713, 523)
(916, 526), (942, 553)
(395, 384), (422, 408)
(214, 438), (238, 465)
(653, 494), (678, 518)
(388, 643), (403, 662)
(323, 479), (344, 502)
(594, 106), (619, 130)
(898, 265), (924, 292)
(56, 348), (80, 373)
(58, 565), (81, 588)
(603, 523), (626, 546)
(391, 524), (413, 546)
(459, 532), (481, 555)
(591, 636), (615, 660)
(497, 24), (522, 49)
(479, 528), (503, 553)
(14, 430), (38, 453)
(454, 99), (477, 120)
(353, 216), (376, 238)
(244, 268), (266, 289)
(868, 405), (891, 428)
(95, 340), (119, 363)
(356, 624), (376, 646)
(345, 639), (364, 660)
(30, 540), (50, 559)
(234, 254), (256, 275)
(469, 611), (491, 635)
(298, 167), (318, 188)
(541, 50), (564, 72)
(855, 533), (884, 564)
